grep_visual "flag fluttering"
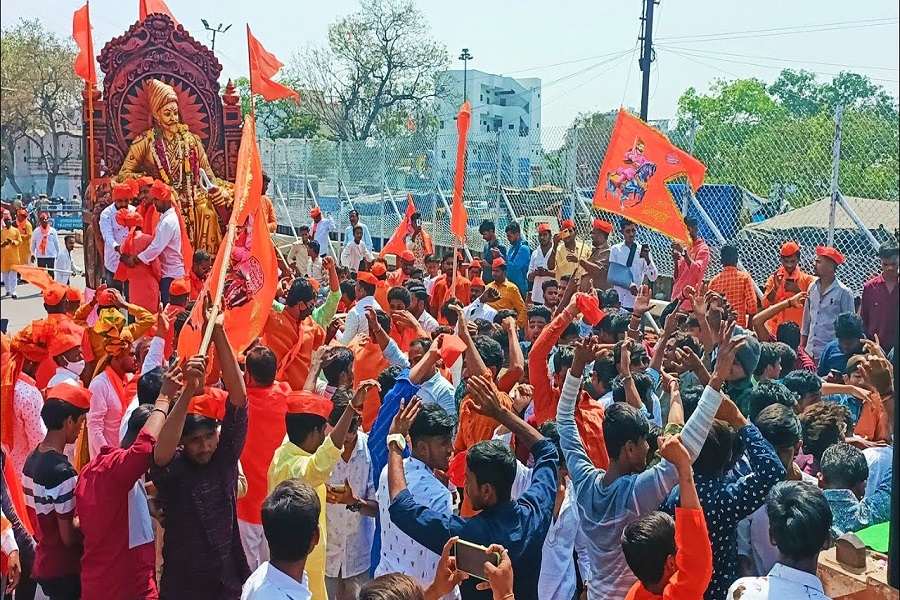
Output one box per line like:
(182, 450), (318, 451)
(380, 194), (433, 258)
(139, 0), (178, 25)
(176, 117), (276, 359)
(247, 26), (300, 103)
(72, 3), (96, 84)
(450, 101), (472, 240)
(592, 108), (706, 245)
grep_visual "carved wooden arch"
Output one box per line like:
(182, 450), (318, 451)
(95, 13), (236, 180)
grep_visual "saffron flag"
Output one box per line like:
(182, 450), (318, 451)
(12, 265), (54, 291)
(450, 102), (471, 240)
(72, 3), (96, 84)
(247, 26), (300, 103)
(177, 117), (277, 359)
(139, 0), (178, 25)
(380, 194), (433, 258)
(592, 108), (706, 246)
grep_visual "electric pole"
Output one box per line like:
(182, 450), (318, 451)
(638, 0), (658, 121)
(201, 20), (232, 52)
(458, 48), (473, 102)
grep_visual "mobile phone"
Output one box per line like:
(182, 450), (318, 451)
(329, 484), (346, 494)
(641, 244), (650, 253)
(829, 369), (843, 379)
(454, 539), (501, 580)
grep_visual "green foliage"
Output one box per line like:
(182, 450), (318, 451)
(675, 69), (899, 206)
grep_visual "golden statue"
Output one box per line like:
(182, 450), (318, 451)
(118, 79), (232, 255)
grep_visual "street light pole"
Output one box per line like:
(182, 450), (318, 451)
(201, 19), (232, 52)
(458, 48), (473, 102)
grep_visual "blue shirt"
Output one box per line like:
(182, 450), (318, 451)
(824, 394), (863, 428)
(482, 240), (507, 284)
(388, 438), (559, 600)
(505, 239), (531, 298)
(816, 340), (861, 377)
(661, 425), (785, 600)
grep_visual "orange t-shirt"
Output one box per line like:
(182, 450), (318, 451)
(348, 337), (389, 431)
(430, 274), (471, 325)
(276, 316), (325, 391)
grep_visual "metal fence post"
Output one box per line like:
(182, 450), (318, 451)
(682, 120), (697, 215)
(828, 104), (843, 247)
(568, 125), (579, 220)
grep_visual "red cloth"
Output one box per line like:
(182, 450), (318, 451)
(275, 316), (325, 391)
(624, 508), (712, 600)
(161, 304), (184, 360)
(116, 229), (160, 313)
(247, 27), (299, 103)
(386, 268), (409, 288)
(261, 308), (299, 365)
(529, 310), (609, 470)
(72, 3), (96, 84)
(429, 273), (471, 325)
(139, 0), (178, 24)
(348, 337), (388, 431)
(75, 430), (158, 600)
(671, 238), (711, 308)
(189, 269), (204, 302)
(450, 102), (471, 239)
(238, 383), (290, 524)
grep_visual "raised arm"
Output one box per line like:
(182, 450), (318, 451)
(558, 338), (605, 487)
(153, 355), (205, 467)
(501, 316), (524, 384)
(751, 292), (807, 343)
(448, 303), (489, 376)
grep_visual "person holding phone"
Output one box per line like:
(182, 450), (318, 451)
(608, 219), (658, 311)
(385, 375), (559, 600)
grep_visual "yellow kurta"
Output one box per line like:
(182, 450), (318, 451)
(15, 219), (32, 265)
(119, 129), (225, 255)
(1, 226), (22, 272)
(487, 279), (528, 328)
(553, 237), (590, 280)
(268, 436), (343, 600)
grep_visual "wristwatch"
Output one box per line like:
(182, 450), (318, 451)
(386, 433), (407, 452)
(346, 500), (363, 513)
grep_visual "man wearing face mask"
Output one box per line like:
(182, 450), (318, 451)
(120, 181), (184, 305)
(46, 322), (88, 388)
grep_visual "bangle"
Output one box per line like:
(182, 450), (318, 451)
(621, 374), (634, 381)
(627, 324), (640, 332)
(150, 408), (168, 417)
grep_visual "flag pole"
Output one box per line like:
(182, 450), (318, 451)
(450, 236), (459, 299)
(197, 26), (255, 355)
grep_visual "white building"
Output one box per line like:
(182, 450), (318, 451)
(2, 125), (82, 202)
(435, 70), (542, 190)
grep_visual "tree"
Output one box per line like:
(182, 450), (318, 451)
(293, 0), (451, 142)
(233, 76), (323, 139)
(1, 19), (82, 196)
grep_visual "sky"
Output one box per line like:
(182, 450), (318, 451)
(4, 0), (898, 136)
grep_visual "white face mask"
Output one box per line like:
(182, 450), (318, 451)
(65, 359), (86, 376)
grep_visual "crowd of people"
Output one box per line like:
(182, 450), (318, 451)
(0, 182), (897, 600)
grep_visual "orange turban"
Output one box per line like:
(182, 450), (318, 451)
(103, 328), (134, 357)
(137, 176), (155, 188)
(2, 321), (50, 450)
(46, 384), (92, 410)
(780, 241), (801, 257)
(593, 219), (613, 234)
(470, 276), (485, 287)
(286, 390), (333, 419)
(112, 181), (138, 201)
(43, 282), (68, 307)
(9, 320), (50, 364)
(492, 258), (506, 269)
(188, 387), (228, 420)
(399, 250), (415, 263)
(47, 321), (85, 358)
(97, 289), (118, 308)
(561, 219), (576, 230)
(150, 180), (173, 201)
(307, 277), (320, 292)
(65, 287), (82, 302)
(169, 277), (191, 297)
(357, 272), (378, 286)
(147, 79), (178, 117)
(116, 209), (143, 229)
(537, 222), (552, 233)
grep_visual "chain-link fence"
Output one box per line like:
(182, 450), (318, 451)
(262, 103), (898, 296)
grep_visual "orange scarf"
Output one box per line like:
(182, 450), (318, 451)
(0, 356), (26, 452)
(3, 448), (34, 537)
(38, 223), (49, 255)
(104, 365), (132, 413)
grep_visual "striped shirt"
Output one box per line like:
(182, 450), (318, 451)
(709, 266), (757, 328)
(23, 447), (81, 579)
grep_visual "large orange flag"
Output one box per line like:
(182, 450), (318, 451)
(450, 102), (471, 240)
(593, 108), (706, 245)
(177, 117), (276, 359)
(72, 3), (96, 84)
(139, 0), (178, 25)
(247, 27), (300, 103)
(380, 194), (433, 258)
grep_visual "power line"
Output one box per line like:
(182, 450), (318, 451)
(660, 45), (900, 73)
(657, 17), (898, 43)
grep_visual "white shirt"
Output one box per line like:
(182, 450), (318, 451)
(539, 481), (590, 600)
(138, 207), (184, 279)
(242, 562), (312, 600)
(528, 245), (554, 304)
(609, 242), (659, 309)
(54, 248), (77, 284)
(375, 457), (459, 600)
(343, 222), (373, 251)
(864, 445), (892, 499)
(87, 370), (128, 457)
(47, 367), (81, 389)
(30, 225), (59, 258)
(11, 378), (47, 473)
(310, 217), (335, 257)
(340, 240), (373, 272)
(463, 300), (497, 323)
(118, 337), (166, 442)
(325, 432), (376, 579)
(99, 203), (134, 273)
(737, 471), (818, 576)
(728, 563), (831, 600)
(417, 310), (439, 333)
(424, 275), (438, 296)
(340, 295), (378, 345)
(307, 256), (326, 288)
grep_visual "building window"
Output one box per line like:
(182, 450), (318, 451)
(440, 121), (445, 129)
(480, 94), (483, 101)
(508, 124), (514, 130)
(536, 123), (540, 128)
(441, 150), (446, 159)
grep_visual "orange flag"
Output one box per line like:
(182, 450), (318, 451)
(379, 194), (433, 258)
(139, 0), (178, 25)
(72, 3), (96, 84)
(247, 26), (300, 103)
(593, 108), (706, 245)
(450, 101), (471, 240)
(177, 117), (277, 360)
(12, 265), (54, 291)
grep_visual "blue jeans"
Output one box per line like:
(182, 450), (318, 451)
(160, 277), (174, 305)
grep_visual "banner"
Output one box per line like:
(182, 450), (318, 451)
(176, 117), (276, 359)
(72, 3), (96, 84)
(592, 108), (706, 245)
